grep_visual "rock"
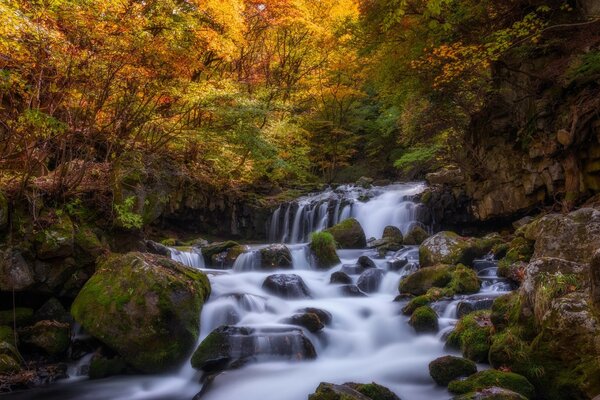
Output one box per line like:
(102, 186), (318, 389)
(357, 268), (385, 293)
(419, 232), (502, 267)
(191, 326), (316, 373)
(429, 355), (477, 386)
(260, 244), (292, 269)
(399, 265), (452, 296)
(409, 306), (438, 333)
(358, 256), (377, 269)
(339, 284), (368, 297)
(382, 226), (403, 244)
(446, 311), (493, 363)
(497, 237), (533, 283)
(447, 370), (535, 399)
(341, 264), (365, 275)
(325, 218), (367, 249)
(330, 271), (353, 284)
(344, 382), (401, 400)
(89, 354), (128, 379)
(426, 167), (464, 186)
(144, 240), (171, 257)
(201, 241), (239, 265)
(452, 387), (528, 400)
(402, 295), (431, 316)
(387, 257), (408, 271)
(34, 211), (75, 259)
(19, 320), (70, 355)
(448, 264), (480, 294)
(0, 249), (34, 291)
(310, 232), (341, 269)
(71, 252), (210, 373)
(297, 308), (332, 325)
(33, 298), (71, 323)
(403, 225), (429, 245)
(284, 313), (324, 332)
(356, 176), (374, 188)
(456, 298), (494, 319)
(73, 225), (107, 264)
(488, 329), (531, 374)
(262, 274), (311, 298)
(0, 308), (34, 327)
(0, 326), (17, 347)
(308, 382), (372, 400)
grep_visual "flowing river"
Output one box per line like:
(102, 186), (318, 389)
(6, 183), (513, 400)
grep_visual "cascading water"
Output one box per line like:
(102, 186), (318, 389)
(169, 247), (205, 269)
(10, 183), (515, 400)
(268, 183), (427, 243)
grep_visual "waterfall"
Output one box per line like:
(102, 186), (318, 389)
(267, 183), (426, 243)
(170, 248), (205, 269)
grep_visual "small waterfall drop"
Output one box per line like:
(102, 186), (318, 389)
(169, 247), (205, 268)
(268, 183), (426, 243)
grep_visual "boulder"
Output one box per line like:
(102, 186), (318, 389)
(144, 240), (171, 257)
(344, 382), (401, 400)
(452, 387), (528, 400)
(399, 265), (452, 296)
(409, 306), (438, 333)
(34, 211), (75, 259)
(201, 241), (239, 265)
(387, 257), (409, 271)
(429, 355), (477, 386)
(448, 370), (535, 399)
(19, 320), (70, 355)
(382, 226), (403, 244)
(262, 274), (311, 298)
(403, 225), (429, 245)
(357, 268), (385, 293)
(71, 252), (210, 373)
(446, 311), (493, 363)
(297, 308), (332, 325)
(330, 271), (352, 284)
(310, 232), (341, 269)
(33, 298), (71, 323)
(0, 249), (34, 291)
(358, 256), (377, 269)
(260, 244), (292, 269)
(325, 218), (367, 249)
(419, 232), (502, 267)
(191, 326), (316, 373)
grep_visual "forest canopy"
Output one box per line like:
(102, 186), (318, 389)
(0, 0), (592, 198)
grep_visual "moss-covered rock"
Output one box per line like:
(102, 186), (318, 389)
(447, 311), (493, 363)
(260, 244), (292, 269)
(497, 237), (533, 283)
(488, 329), (532, 375)
(402, 295), (431, 315)
(71, 252), (210, 373)
(448, 264), (481, 294)
(19, 320), (70, 356)
(0, 353), (20, 374)
(382, 226), (403, 243)
(310, 232), (341, 269)
(0, 308), (33, 327)
(74, 224), (107, 265)
(0, 326), (16, 347)
(429, 355), (477, 386)
(399, 265), (452, 295)
(34, 211), (75, 259)
(409, 306), (438, 333)
(284, 313), (324, 332)
(344, 382), (401, 400)
(89, 355), (128, 379)
(452, 387), (528, 400)
(201, 241), (239, 266)
(325, 218), (367, 249)
(419, 232), (503, 268)
(448, 370), (535, 399)
(403, 225), (429, 245)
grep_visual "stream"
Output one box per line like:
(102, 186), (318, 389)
(6, 183), (513, 400)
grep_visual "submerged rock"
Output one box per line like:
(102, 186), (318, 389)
(339, 284), (368, 297)
(284, 313), (324, 332)
(262, 274), (311, 298)
(191, 326), (316, 373)
(429, 355), (477, 386)
(71, 252), (210, 373)
(325, 218), (367, 249)
(357, 268), (385, 293)
(260, 244), (292, 269)
(298, 307), (333, 325)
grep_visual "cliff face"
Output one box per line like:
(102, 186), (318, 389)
(429, 16), (600, 225)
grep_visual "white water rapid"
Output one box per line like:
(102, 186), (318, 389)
(7, 183), (514, 400)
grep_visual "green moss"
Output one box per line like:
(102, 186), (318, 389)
(403, 225), (429, 245)
(447, 310), (493, 363)
(71, 252), (211, 373)
(324, 218), (367, 249)
(0, 354), (20, 374)
(190, 328), (230, 370)
(345, 382), (400, 400)
(310, 232), (341, 269)
(402, 295), (431, 315)
(497, 237), (534, 279)
(409, 306), (438, 333)
(34, 212), (75, 259)
(399, 264), (452, 295)
(448, 264), (480, 294)
(489, 329), (535, 377)
(201, 241), (239, 264)
(429, 355), (477, 386)
(448, 370), (535, 399)
(0, 326), (16, 347)
(0, 308), (34, 327)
